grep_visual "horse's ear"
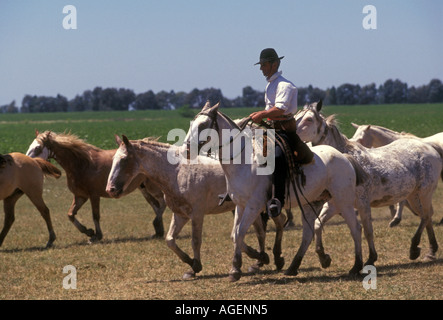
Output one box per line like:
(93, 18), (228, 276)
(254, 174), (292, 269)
(210, 101), (220, 113)
(316, 99), (323, 112)
(122, 135), (132, 149)
(202, 100), (212, 111)
(114, 134), (123, 146)
(351, 123), (359, 129)
(35, 129), (39, 137)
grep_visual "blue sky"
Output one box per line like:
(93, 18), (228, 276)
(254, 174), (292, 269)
(0, 0), (442, 106)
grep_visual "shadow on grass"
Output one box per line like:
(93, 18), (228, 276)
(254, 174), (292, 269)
(0, 234), (163, 253)
(143, 257), (443, 285)
(237, 258), (443, 286)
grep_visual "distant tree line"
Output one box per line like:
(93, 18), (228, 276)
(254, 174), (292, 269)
(1, 78), (442, 113)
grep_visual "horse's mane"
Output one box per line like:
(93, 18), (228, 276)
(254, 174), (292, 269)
(134, 136), (170, 149)
(39, 131), (99, 167)
(367, 124), (418, 139)
(323, 114), (361, 152)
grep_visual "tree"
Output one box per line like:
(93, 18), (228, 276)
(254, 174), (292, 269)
(381, 79), (408, 103)
(336, 84), (359, 105)
(427, 79), (443, 103)
(242, 86), (264, 107)
(133, 90), (159, 110)
(359, 83), (377, 105)
(0, 101), (18, 113)
(324, 86), (337, 105)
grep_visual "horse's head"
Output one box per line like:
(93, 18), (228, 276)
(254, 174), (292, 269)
(106, 134), (140, 198)
(349, 123), (374, 147)
(183, 101), (223, 160)
(295, 100), (326, 144)
(26, 130), (52, 160)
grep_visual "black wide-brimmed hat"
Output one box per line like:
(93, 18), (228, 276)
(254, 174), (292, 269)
(254, 48), (284, 65)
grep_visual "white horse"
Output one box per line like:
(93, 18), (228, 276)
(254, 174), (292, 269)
(296, 101), (442, 264)
(106, 135), (286, 279)
(183, 101), (367, 281)
(350, 123), (443, 226)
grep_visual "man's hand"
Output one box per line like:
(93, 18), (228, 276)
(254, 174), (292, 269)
(249, 107), (285, 123)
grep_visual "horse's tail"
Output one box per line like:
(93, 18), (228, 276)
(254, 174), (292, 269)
(344, 154), (368, 186)
(33, 158), (62, 179)
(427, 142), (443, 181)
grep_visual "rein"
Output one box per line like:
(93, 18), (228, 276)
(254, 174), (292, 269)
(193, 110), (252, 161)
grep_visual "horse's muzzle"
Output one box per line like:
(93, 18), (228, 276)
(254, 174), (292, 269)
(106, 185), (123, 198)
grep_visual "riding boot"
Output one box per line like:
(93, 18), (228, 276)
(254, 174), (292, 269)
(287, 130), (314, 164)
(268, 144), (286, 217)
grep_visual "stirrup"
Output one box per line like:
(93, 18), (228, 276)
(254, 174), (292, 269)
(218, 193), (232, 206)
(267, 198), (282, 218)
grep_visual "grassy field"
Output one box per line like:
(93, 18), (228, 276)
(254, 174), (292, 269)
(0, 103), (442, 300)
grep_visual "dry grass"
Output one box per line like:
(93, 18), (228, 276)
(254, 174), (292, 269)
(0, 175), (442, 300)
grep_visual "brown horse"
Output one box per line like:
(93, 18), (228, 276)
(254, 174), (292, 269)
(0, 153), (61, 248)
(26, 131), (166, 242)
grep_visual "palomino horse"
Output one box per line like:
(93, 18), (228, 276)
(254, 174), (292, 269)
(296, 101), (442, 264)
(106, 135), (286, 279)
(350, 123), (443, 226)
(0, 153), (61, 248)
(183, 101), (367, 281)
(26, 131), (166, 242)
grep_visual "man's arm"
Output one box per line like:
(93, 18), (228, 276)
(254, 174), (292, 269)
(249, 106), (285, 123)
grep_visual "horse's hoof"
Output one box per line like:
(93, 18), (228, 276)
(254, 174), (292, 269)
(319, 254), (332, 269)
(284, 268), (298, 277)
(257, 252), (270, 265)
(248, 264), (261, 274)
(182, 271), (196, 280)
(349, 264), (363, 276)
(228, 271), (242, 282)
(45, 242), (54, 249)
(86, 229), (95, 237)
(275, 257), (285, 271)
(151, 233), (163, 240)
(423, 254), (436, 262)
(389, 218), (401, 228)
(410, 247), (421, 260)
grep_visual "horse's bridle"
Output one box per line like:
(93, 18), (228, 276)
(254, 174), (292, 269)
(189, 110), (252, 161)
(295, 107), (328, 146)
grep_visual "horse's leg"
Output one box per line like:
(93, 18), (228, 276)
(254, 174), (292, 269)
(407, 195), (436, 260)
(182, 213), (205, 279)
(67, 197), (95, 238)
(358, 204), (378, 266)
(89, 196), (102, 242)
(0, 190), (23, 247)
(26, 191), (56, 248)
(229, 206), (262, 282)
(388, 205), (396, 218)
(165, 213), (193, 278)
(284, 208), (296, 229)
(314, 202), (334, 269)
(248, 215), (272, 273)
(285, 204), (316, 276)
(339, 206), (363, 275)
(138, 183), (166, 238)
(389, 200), (405, 228)
(270, 212), (286, 270)
(425, 217), (439, 261)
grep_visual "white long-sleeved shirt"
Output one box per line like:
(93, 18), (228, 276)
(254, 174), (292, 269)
(264, 71), (298, 115)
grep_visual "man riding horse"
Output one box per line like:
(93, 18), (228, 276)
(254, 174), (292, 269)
(249, 48), (314, 217)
